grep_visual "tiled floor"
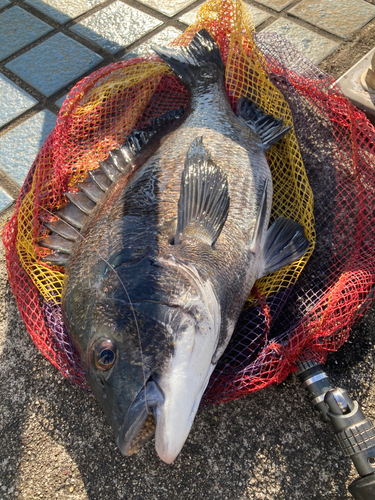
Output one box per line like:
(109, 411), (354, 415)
(0, 0), (375, 212)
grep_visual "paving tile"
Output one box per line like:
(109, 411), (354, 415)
(0, 187), (14, 213)
(70, 1), (162, 54)
(289, 0), (375, 38)
(0, 6), (53, 62)
(55, 93), (69, 107)
(246, 3), (271, 27)
(252, 0), (293, 12)
(264, 19), (339, 64)
(178, 5), (201, 26)
(136, 0), (197, 18)
(123, 27), (183, 59)
(179, 3), (270, 28)
(6, 33), (103, 97)
(0, 0), (10, 9)
(0, 74), (38, 127)
(0, 111), (57, 187)
(25, 0), (106, 24)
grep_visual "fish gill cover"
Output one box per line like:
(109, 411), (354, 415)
(2, 0), (375, 404)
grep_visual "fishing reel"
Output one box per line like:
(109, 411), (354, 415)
(297, 361), (375, 500)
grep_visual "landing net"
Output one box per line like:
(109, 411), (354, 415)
(3, 0), (374, 404)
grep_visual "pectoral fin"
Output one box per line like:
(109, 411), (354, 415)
(259, 217), (310, 277)
(175, 136), (230, 246)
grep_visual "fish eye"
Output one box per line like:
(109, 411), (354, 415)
(93, 339), (117, 371)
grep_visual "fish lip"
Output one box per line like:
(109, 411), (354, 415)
(154, 363), (216, 464)
(116, 379), (164, 456)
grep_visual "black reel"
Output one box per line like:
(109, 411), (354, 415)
(298, 361), (375, 500)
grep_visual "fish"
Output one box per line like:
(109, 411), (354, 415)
(40, 29), (309, 464)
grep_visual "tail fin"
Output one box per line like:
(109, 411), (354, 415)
(152, 29), (224, 86)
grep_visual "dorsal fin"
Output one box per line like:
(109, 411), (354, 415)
(41, 108), (185, 266)
(175, 136), (229, 247)
(237, 97), (291, 151)
(39, 234), (75, 253)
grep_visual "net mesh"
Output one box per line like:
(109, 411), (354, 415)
(2, 0), (375, 404)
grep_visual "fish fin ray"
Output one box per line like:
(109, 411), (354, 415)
(249, 178), (268, 254)
(41, 108), (185, 266)
(78, 177), (105, 203)
(152, 29), (224, 85)
(41, 251), (70, 266)
(65, 191), (96, 215)
(44, 219), (78, 242)
(39, 234), (74, 254)
(176, 136), (229, 246)
(259, 217), (309, 277)
(124, 108), (184, 157)
(237, 97), (291, 151)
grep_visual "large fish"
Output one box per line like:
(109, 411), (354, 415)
(41, 29), (309, 463)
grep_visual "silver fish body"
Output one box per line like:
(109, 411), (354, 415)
(58, 30), (309, 463)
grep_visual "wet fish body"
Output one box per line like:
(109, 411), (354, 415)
(43, 30), (309, 463)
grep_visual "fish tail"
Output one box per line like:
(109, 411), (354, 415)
(152, 29), (224, 86)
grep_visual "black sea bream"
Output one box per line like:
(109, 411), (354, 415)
(41, 30), (309, 463)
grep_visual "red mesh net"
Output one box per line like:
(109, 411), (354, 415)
(2, 1), (375, 404)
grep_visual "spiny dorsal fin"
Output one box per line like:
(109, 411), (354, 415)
(153, 29), (224, 86)
(39, 234), (75, 254)
(237, 97), (291, 151)
(65, 191), (96, 215)
(41, 251), (69, 266)
(41, 108), (185, 266)
(259, 217), (310, 277)
(175, 136), (229, 247)
(44, 219), (78, 241)
(78, 177), (105, 203)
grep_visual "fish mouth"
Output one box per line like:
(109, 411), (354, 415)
(116, 379), (164, 456)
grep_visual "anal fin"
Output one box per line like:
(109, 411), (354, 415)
(259, 217), (310, 277)
(175, 136), (229, 247)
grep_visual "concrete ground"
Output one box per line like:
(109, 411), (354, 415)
(1, 0), (375, 499)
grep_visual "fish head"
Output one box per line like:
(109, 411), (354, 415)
(63, 255), (221, 463)
(64, 286), (170, 454)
